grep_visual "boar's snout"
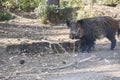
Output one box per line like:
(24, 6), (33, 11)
(69, 33), (80, 39)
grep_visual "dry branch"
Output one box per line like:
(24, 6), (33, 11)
(48, 55), (95, 70)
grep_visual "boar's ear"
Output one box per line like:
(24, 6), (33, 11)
(77, 19), (83, 28)
(66, 20), (70, 28)
(77, 19), (83, 24)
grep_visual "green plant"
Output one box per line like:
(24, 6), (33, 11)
(59, 7), (76, 20)
(2, 0), (42, 11)
(35, 3), (75, 23)
(35, 1), (47, 21)
(0, 10), (14, 21)
(35, 0), (79, 23)
(0, 0), (6, 3)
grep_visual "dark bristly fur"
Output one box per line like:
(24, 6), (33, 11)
(66, 16), (120, 52)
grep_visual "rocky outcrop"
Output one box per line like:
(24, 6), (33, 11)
(6, 40), (81, 54)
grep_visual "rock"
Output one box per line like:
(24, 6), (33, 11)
(19, 60), (25, 64)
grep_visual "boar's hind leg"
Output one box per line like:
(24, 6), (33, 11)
(106, 36), (116, 50)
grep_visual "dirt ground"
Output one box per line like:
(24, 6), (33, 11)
(0, 6), (120, 80)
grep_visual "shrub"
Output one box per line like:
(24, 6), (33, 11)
(2, 0), (42, 12)
(0, 10), (14, 21)
(35, 3), (76, 24)
(35, 0), (79, 24)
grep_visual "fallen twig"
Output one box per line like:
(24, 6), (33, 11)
(48, 55), (95, 70)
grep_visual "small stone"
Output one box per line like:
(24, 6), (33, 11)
(19, 60), (25, 64)
(62, 60), (67, 64)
